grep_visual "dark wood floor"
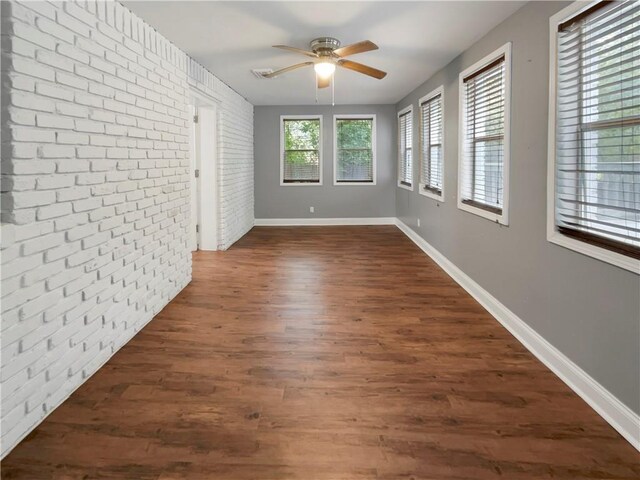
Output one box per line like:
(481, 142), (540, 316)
(2, 226), (638, 479)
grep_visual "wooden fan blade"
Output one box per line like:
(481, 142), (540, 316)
(262, 62), (314, 78)
(338, 59), (387, 79)
(317, 75), (330, 89)
(273, 45), (318, 58)
(333, 40), (378, 58)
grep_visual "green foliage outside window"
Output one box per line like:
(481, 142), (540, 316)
(337, 119), (373, 167)
(284, 119), (320, 165)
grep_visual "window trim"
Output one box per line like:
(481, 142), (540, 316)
(419, 86), (445, 202)
(280, 114), (323, 187)
(397, 104), (414, 191)
(333, 114), (377, 186)
(457, 42), (511, 225)
(546, 1), (639, 274)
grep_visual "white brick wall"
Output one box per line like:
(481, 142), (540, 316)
(0, 0), (254, 458)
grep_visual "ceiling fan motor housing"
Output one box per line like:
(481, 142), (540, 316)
(310, 37), (341, 56)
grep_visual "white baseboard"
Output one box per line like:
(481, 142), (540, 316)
(395, 219), (640, 452)
(254, 217), (397, 226)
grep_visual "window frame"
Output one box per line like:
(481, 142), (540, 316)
(547, 1), (639, 273)
(397, 104), (414, 191)
(457, 42), (512, 225)
(280, 114), (323, 187)
(333, 114), (377, 186)
(419, 86), (445, 202)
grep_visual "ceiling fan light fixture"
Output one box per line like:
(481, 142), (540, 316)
(265, 38), (386, 95)
(314, 61), (335, 79)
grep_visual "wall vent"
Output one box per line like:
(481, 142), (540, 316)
(252, 68), (273, 79)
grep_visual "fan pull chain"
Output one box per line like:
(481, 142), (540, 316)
(315, 72), (318, 104)
(332, 71), (335, 106)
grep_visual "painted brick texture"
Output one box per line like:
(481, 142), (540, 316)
(0, 0), (253, 457)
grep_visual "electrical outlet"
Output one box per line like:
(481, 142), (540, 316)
(310, 206), (315, 213)
(417, 218), (421, 227)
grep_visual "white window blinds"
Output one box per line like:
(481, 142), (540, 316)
(460, 55), (507, 215)
(554, 0), (640, 258)
(420, 92), (443, 195)
(282, 118), (321, 183)
(335, 118), (374, 183)
(398, 109), (413, 187)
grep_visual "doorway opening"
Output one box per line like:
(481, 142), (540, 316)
(189, 102), (218, 251)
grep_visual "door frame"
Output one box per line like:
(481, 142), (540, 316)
(188, 91), (219, 251)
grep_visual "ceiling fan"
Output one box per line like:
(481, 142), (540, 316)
(262, 37), (387, 89)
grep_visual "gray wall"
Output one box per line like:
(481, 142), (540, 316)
(396, 0), (640, 413)
(254, 105), (396, 219)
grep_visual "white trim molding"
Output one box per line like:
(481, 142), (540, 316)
(254, 217), (396, 227)
(397, 104), (414, 191)
(395, 218), (640, 451)
(546, 2), (640, 274)
(418, 85), (446, 202)
(457, 42), (512, 226)
(333, 114), (377, 186)
(280, 114), (323, 187)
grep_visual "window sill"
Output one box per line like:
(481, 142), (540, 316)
(334, 181), (376, 186)
(457, 199), (508, 225)
(548, 230), (640, 274)
(397, 182), (413, 192)
(280, 182), (323, 187)
(419, 185), (444, 202)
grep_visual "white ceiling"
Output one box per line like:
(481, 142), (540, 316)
(123, 1), (527, 106)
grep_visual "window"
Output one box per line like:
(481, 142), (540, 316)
(334, 115), (376, 185)
(458, 43), (511, 224)
(419, 86), (445, 201)
(398, 105), (413, 190)
(280, 115), (322, 185)
(548, 0), (639, 272)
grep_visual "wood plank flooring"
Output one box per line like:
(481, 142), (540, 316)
(2, 226), (638, 479)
